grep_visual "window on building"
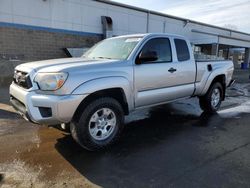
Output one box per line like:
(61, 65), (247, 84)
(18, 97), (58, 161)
(174, 39), (190, 61)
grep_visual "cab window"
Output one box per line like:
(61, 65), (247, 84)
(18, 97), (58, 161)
(139, 38), (172, 63)
(174, 39), (190, 61)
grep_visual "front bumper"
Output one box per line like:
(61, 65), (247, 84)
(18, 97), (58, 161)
(9, 83), (87, 125)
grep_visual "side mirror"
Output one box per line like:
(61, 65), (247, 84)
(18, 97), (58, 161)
(137, 51), (158, 64)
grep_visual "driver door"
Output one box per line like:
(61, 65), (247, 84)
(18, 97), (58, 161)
(134, 37), (194, 108)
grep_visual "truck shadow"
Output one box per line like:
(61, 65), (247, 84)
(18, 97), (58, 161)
(54, 104), (227, 187)
(0, 109), (19, 120)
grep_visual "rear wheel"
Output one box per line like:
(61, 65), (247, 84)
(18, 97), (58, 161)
(199, 82), (223, 113)
(70, 97), (124, 151)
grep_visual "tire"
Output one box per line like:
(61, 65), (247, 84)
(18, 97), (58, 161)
(70, 97), (124, 151)
(199, 82), (223, 113)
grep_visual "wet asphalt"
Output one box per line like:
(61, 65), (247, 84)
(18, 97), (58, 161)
(0, 84), (250, 188)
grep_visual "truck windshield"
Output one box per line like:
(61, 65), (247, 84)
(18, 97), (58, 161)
(83, 37), (142, 60)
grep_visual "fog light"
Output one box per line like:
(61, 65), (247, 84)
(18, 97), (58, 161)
(38, 107), (52, 118)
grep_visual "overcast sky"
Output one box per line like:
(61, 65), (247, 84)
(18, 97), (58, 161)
(112, 0), (250, 34)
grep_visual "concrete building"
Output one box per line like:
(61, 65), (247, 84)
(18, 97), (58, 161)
(0, 0), (250, 67)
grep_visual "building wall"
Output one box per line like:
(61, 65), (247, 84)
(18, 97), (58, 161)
(1, 0), (250, 86)
(1, 0), (250, 60)
(1, 0), (250, 45)
(0, 25), (101, 61)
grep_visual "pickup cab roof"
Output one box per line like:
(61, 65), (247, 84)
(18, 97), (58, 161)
(112, 33), (188, 40)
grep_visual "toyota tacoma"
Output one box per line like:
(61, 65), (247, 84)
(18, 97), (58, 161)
(10, 33), (234, 150)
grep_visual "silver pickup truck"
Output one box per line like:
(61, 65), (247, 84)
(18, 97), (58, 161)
(10, 33), (234, 150)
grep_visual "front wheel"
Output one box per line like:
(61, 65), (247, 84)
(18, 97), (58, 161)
(70, 97), (124, 151)
(199, 82), (223, 113)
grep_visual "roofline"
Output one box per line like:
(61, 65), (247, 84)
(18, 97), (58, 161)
(95, 0), (250, 37)
(111, 33), (187, 39)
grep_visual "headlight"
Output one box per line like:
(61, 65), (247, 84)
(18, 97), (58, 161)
(34, 72), (68, 91)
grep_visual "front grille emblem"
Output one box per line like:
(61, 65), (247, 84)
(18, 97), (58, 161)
(13, 70), (32, 89)
(14, 72), (23, 84)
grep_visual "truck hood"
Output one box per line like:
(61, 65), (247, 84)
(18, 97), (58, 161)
(16, 57), (121, 72)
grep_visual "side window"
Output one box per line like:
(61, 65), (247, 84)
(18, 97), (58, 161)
(174, 39), (190, 61)
(140, 38), (172, 63)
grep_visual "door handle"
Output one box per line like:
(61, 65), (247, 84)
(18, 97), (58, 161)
(168, 67), (177, 73)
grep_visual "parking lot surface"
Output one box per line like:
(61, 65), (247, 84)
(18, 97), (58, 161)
(1, 83), (250, 188)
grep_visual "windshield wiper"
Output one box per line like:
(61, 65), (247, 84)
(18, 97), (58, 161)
(96, 56), (112, 59)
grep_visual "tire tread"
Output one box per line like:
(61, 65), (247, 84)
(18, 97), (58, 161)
(70, 97), (124, 151)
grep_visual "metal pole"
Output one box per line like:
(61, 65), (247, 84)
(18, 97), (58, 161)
(146, 11), (150, 33)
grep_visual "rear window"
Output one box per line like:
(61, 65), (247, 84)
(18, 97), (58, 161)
(174, 39), (190, 61)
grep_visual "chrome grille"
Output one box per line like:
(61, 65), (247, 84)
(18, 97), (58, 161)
(13, 70), (32, 89)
